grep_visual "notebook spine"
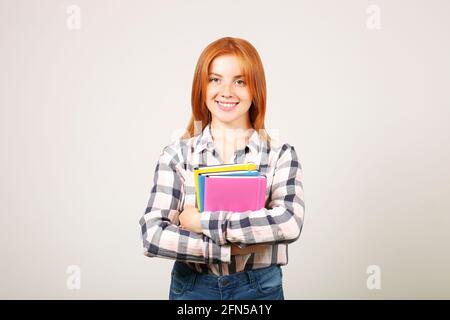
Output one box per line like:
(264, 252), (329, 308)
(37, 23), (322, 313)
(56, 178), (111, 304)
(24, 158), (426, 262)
(257, 178), (264, 208)
(259, 176), (266, 209)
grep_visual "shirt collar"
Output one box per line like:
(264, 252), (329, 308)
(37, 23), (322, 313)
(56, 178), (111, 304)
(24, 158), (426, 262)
(194, 123), (263, 156)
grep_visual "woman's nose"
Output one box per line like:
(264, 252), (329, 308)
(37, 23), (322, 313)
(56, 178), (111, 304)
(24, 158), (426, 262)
(220, 83), (234, 97)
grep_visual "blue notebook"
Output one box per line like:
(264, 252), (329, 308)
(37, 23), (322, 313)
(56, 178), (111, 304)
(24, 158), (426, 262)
(198, 170), (260, 212)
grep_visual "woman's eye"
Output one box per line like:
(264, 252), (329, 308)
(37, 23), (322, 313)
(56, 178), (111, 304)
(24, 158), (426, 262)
(208, 77), (245, 86)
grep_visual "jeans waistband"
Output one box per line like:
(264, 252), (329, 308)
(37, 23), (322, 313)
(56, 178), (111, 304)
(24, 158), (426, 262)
(173, 261), (280, 289)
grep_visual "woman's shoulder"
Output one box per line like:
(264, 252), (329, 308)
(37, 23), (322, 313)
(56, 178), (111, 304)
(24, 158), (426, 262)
(264, 140), (301, 171)
(158, 134), (200, 166)
(160, 134), (199, 154)
(266, 139), (297, 157)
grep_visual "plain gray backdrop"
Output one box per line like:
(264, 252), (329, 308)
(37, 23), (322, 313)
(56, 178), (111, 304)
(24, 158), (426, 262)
(1, 0), (449, 299)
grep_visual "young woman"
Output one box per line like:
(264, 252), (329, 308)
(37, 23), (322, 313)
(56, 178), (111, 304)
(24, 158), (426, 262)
(139, 37), (305, 300)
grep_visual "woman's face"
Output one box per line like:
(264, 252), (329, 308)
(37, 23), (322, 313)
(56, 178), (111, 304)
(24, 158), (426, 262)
(205, 55), (252, 128)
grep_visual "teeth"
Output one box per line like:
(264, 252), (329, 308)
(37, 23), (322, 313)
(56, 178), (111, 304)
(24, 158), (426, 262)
(217, 101), (238, 108)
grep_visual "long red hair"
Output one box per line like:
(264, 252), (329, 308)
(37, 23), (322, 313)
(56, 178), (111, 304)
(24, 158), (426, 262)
(183, 37), (270, 142)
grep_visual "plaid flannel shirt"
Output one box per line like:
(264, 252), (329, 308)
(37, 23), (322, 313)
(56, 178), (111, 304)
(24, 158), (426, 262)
(139, 124), (305, 276)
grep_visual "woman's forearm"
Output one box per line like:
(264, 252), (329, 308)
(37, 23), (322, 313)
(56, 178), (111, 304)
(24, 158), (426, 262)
(230, 243), (270, 255)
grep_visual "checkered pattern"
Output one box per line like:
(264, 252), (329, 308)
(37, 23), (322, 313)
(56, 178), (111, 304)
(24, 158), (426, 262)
(139, 124), (305, 275)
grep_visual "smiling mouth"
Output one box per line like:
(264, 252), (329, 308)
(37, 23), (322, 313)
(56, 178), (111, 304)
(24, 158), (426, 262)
(216, 100), (239, 108)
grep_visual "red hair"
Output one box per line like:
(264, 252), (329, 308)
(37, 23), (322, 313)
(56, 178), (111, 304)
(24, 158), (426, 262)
(183, 37), (270, 142)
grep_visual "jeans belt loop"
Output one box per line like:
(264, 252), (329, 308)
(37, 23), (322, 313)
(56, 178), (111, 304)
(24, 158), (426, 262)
(245, 270), (257, 289)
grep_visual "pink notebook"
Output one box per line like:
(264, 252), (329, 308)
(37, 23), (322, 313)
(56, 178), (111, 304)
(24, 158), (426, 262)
(203, 176), (267, 212)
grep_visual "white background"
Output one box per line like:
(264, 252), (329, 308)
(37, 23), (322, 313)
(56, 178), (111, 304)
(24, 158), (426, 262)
(0, 0), (449, 299)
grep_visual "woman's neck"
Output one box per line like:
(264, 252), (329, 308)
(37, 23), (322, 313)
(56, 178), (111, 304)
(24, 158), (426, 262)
(210, 119), (253, 153)
(210, 119), (252, 138)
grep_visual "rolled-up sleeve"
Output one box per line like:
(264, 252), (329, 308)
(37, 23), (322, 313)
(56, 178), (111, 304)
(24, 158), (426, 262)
(139, 145), (231, 264)
(200, 143), (305, 248)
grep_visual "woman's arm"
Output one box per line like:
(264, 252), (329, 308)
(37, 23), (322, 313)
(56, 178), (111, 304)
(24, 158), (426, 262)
(178, 205), (270, 255)
(139, 144), (231, 264)
(200, 144), (305, 248)
(230, 243), (270, 255)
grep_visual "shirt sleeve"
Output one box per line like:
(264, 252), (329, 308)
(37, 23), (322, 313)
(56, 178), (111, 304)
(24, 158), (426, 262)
(139, 144), (231, 264)
(200, 143), (305, 248)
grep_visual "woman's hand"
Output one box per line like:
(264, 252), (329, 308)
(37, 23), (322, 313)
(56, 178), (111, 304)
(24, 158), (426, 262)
(179, 205), (202, 234)
(231, 243), (270, 255)
(179, 206), (271, 255)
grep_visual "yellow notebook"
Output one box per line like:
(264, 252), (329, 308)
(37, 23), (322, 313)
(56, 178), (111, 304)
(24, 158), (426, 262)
(194, 163), (257, 211)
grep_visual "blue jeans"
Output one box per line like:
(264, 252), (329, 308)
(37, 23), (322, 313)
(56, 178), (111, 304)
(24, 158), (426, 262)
(169, 261), (285, 300)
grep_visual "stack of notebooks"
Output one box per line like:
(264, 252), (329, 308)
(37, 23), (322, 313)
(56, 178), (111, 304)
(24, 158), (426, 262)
(194, 163), (267, 212)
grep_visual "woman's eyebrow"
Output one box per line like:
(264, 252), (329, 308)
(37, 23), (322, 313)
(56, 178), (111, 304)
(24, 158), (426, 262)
(209, 72), (243, 79)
